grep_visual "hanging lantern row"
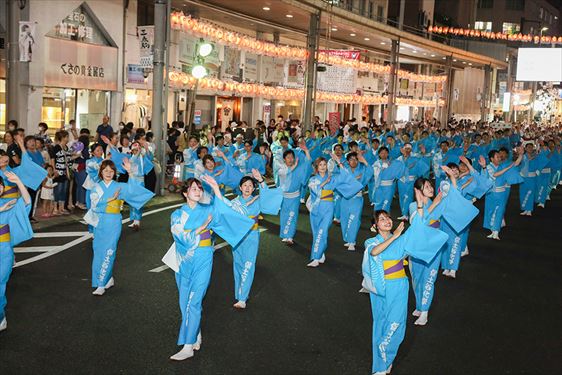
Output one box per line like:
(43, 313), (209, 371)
(428, 25), (562, 44)
(168, 71), (444, 107)
(171, 12), (448, 84)
(170, 13), (307, 60)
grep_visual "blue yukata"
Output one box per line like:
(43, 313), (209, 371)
(396, 156), (429, 217)
(408, 199), (445, 314)
(308, 170), (362, 260)
(328, 157), (346, 222)
(182, 147), (198, 180)
(228, 184), (282, 302)
(340, 163), (373, 246)
(129, 151), (154, 222)
(235, 152), (266, 176)
(170, 197), (254, 346)
(277, 152), (311, 240)
(84, 179), (154, 288)
(483, 164), (509, 232)
(362, 216), (447, 374)
(372, 159), (404, 212)
(519, 153), (545, 212)
(0, 197), (32, 322)
(82, 156), (103, 216)
(1, 152), (48, 192)
(536, 151), (554, 205)
(438, 182), (480, 272)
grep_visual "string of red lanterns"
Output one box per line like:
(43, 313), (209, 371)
(428, 25), (562, 44)
(168, 71), (444, 107)
(171, 12), (447, 84)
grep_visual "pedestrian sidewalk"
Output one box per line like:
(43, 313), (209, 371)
(32, 192), (183, 232)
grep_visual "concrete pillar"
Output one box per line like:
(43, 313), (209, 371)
(387, 40), (399, 124)
(151, 0), (167, 195)
(302, 11), (320, 131)
(441, 56), (454, 126)
(6, 0), (30, 130)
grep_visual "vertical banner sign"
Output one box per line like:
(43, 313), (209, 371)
(328, 112), (341, 134)
(137, 26), (154, 68)
(19, 21), (37, 62)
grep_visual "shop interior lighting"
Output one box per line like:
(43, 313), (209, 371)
(192, 65), (208, 79)
(198, 42), (213, 57)
(285, 14), (293, 18)
(412, 50), (417, 53)
(453, 59), (457, 62)
(430, 54), (436, 57)
(262, 7), (270, 11)
(350, 33), (356, 36)
(364, 37), (370, 41)
(380, 42), (386, 45)
(331, 27), (338, 31)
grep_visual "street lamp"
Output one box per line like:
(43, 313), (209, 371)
(198, 42), (213, 57)
(192, 64), (207, 79)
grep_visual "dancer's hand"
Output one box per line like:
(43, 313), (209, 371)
(0, 199), (17, 212)
(393, 222), (405, 238)
(196, 214), (212, 234)
(251, 168), (264, 183)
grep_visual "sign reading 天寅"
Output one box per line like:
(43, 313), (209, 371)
(44, 38), (118, 91)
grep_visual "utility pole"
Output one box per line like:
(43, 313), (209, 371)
(302, 11), (320, 132)
(6, 0), (23, 126)
(152, 0), (167, 195)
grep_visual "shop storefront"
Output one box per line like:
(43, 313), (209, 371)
(40, 4), (118, 133)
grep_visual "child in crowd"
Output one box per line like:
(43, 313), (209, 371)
(40, 165), (57, 217)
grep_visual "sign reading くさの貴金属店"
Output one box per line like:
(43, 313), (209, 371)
(44, 37), (117, 91)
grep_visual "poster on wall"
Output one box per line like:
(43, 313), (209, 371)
(19, 21), (36, 62)
(317, 50), (359, 94)
(286, 61), (305, 87)
(262, 56), (284, 84)
(138, 26), (154, 68)
(244, 53), (258, 81)
(222, 47), (241, 81)
(179, 35), (222, 71)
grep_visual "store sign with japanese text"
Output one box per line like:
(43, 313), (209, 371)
(46, 4), (112, 46)
(317, 50), (359, 93)
(44, 38), (117, 91)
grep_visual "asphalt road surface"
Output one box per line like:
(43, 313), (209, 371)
(0, 186), (561, 375)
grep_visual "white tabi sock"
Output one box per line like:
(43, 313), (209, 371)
(442, 269), (451, 276)
(0, 317), (7, 332)
(386, 364), (393, 374)
(448, 270), (456, 278)
(193, 333), (202, 351)
(358, 287), (369, 293)
(347, 244), (356, 251)
(127, 222), (135, 227)
(307, 259), (320, 268)
(343, 243), (350, 247)
(318, 254), (326, 263)
(461, 246), (469, 257)
(412, 310), (421, 317)
(170, 345), (194, 361)
(233, 301), (247, 309)
(414, 311), (428, 325)
(92, 287), (106, 296)
(105, 277), (114, 289)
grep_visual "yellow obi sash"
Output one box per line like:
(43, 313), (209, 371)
(105, 199), (124, 214)
(248, 215), (259, 231)
(1, 185), (21, 199)
(320, 189), (334, 201)
(198, 229), (213, 247)
(383, 260), (406, 280)
(0, 224), (10, 243)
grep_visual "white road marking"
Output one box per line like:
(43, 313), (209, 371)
(14, 202), (184, 268)
(14, 246), (59, 253)
(148, 228), (268, 273)
(33, 232), (90, 238)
